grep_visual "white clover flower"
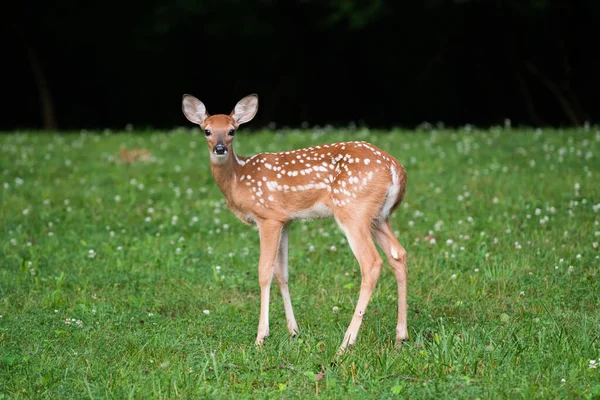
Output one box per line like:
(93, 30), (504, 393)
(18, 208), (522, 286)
(88, 249), (96, 259)
(451, 274), (457, 279)
(332, 306), (339, 313)
(203, 309), (210, 315)
(492, 197), (499, 204)
(145, 217), (151, 222)
(329, 245), (337, 252)
(114, 195), (121, 202)
(22, 208), (29, 215)
(446, 239), (454, 246)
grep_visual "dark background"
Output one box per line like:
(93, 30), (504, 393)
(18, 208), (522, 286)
(2, 0), (598, 131)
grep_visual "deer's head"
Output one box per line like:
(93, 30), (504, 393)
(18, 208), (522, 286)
(182, 94), (258, 164)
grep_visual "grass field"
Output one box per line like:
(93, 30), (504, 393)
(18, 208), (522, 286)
(1, 126), (599, 399)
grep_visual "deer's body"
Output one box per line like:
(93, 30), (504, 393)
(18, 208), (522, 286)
(214, 140), (406, 227)
(182, 94), (409, 353)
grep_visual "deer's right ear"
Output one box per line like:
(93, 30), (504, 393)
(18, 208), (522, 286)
(182, 94), (208, 125)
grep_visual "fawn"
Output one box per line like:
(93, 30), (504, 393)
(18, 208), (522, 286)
(182, 93), (408, 353)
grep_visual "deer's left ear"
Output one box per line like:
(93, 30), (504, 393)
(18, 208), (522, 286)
(231, 94), (258, 125)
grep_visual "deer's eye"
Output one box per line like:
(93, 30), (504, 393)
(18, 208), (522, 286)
(204, 129), (211, 136)
(228, 129), (235, 136)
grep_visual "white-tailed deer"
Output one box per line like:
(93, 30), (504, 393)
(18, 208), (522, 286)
(182, 93), (408, 353)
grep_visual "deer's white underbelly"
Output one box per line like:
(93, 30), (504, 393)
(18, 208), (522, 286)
(288, 202), (333, 220)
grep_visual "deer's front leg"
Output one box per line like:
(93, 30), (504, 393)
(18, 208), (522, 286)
(255, 219), (285, 345)
(273, 225), (299, 336)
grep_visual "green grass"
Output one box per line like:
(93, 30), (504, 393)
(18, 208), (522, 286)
(1, 126), (599, 399)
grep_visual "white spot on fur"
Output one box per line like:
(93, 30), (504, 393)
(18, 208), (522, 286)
(235, 154), (246, 166)
(267, 181), (278, 191)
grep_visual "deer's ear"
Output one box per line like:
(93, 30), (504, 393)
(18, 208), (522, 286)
(231, 94), (258, 125)
(182, 94), (208, 125)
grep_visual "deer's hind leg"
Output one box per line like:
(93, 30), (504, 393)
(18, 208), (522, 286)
(374, 219), (408, 345)
(334, 213), (383, 353)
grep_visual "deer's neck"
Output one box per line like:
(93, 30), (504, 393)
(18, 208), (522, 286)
(210, 148), (241, 201)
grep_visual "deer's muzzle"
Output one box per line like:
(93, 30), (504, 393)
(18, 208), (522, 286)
(213, 143), (227, 155)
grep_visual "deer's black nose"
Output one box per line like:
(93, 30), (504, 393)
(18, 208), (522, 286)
(214, 144), (227, 155)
